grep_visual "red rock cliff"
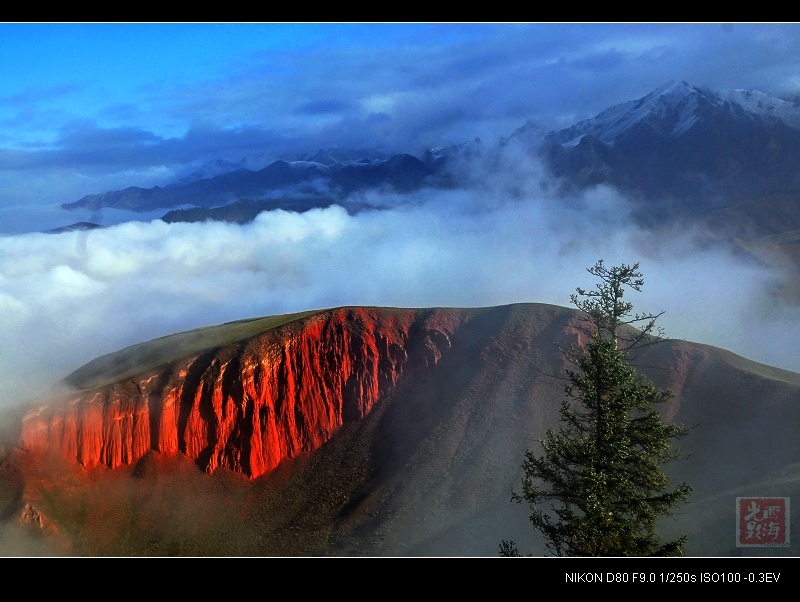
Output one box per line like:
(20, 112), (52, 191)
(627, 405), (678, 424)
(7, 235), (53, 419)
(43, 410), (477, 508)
(20, 307), (463, 479)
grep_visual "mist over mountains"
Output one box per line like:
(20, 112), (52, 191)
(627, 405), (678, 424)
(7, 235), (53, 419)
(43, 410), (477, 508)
(2, 80), (799, 409)
(54, 81), (800, 298)
(2, 78), (800, 557)
(60, 81), (800, 229)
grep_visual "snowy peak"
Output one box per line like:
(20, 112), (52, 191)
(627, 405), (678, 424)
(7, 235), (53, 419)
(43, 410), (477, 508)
(525, 80), (800, 205)
(553, 81), (705, 144)
(552, 81), (800, 147)
(609, 80), (704, 137)
(720, 87), (800, 130)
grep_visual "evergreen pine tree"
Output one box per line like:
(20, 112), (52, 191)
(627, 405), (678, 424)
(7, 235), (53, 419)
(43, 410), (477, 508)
(504, 260), (691, 556)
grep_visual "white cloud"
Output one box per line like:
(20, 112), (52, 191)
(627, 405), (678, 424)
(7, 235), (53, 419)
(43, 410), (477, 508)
(0, 159), (797, 407)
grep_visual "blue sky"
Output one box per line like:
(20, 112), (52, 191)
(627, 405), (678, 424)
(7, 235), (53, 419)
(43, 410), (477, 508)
(2, 23), (800, 222)
(1, 23), (800, 403)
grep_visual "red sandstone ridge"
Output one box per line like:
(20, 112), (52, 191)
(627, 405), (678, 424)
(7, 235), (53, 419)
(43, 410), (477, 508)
(20, 307), (465, 479)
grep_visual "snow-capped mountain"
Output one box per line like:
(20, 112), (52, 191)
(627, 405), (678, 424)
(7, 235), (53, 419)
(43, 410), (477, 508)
(61, 81), (800, 228)
(509, 81), (800, 207)
(547, 81), (800, 146)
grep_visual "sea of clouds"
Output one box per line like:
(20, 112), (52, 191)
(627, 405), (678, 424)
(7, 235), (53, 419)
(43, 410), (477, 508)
(1, 151), (798, 407)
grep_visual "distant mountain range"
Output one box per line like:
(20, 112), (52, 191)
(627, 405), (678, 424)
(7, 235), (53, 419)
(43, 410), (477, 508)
(62, 151), (440, 214)
(54, 81), (800, 304)
(58, 82), (800, 259)
(61, 81), (800, 213)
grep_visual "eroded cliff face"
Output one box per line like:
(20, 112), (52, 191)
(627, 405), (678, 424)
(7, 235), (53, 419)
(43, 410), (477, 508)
(20, 307), (464, 479)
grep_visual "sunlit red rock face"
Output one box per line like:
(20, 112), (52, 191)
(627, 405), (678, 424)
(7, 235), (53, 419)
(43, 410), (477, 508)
(20, 307), (465, 479)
